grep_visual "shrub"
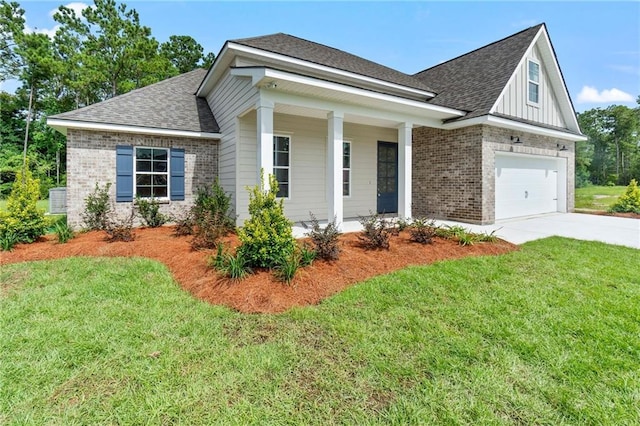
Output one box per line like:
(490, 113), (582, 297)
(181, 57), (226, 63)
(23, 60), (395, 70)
(237, 174), (295, 268)
(409, 217), (437, 244)
(609, 179), (640, 214)
(274, 250), (301, 284)
(299, 243), (316, 267)
(193, 180), (235, 232)
(301, 212), (341, 261)
(172, 208), (195, 236)
(395, 217), (411, 232)
(104, 210), (135, 242)
(191, 210), (228, 250)
(476, 229), (499, 243)
(0, 163), (47, 244)
(134, 196), (168, 228)
(0, 230), (19, 251)
(358, 212), (393, 250)
(54, 218), (74, 244)
(210, 244), (252, 281)
(82, 182), (112, 231)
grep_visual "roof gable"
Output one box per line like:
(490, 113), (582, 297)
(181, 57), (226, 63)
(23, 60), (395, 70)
(50, 69), (219, 134)
(413, 25), (542, 119)
(490, 25), (580, 133)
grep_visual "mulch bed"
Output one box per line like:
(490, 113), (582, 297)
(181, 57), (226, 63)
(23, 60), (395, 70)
(1, 226), (517, 313)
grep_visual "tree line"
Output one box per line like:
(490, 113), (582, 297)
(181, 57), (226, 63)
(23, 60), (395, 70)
(0, 0), (214, 197)
(576, 100), (640, 187)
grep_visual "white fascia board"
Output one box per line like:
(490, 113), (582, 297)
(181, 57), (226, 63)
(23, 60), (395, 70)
(442, 114), (587, 142)
(231, 67), (465, 120)
(195, 43), (230, 97)
(227, 42), (436, 99)
(47, 118), (221, 139)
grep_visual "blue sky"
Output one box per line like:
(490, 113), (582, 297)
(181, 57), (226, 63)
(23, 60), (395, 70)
(6, 1), (640, 112)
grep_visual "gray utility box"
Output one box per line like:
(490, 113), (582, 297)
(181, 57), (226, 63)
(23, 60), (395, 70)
(49, 187), (67, 214)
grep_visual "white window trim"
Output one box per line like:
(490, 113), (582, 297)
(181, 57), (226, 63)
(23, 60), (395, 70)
(527, 59), (541, 107)
(273, 134), (291, 200)
(343, 140), (352, 198)
(133, 146), (170, 200)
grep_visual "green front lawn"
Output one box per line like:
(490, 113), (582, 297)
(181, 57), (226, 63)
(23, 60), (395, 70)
(575, 185), (626, 210)
(1, 238), (639, 424)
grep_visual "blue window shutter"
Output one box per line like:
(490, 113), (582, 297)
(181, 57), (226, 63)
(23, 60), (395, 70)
(116, 145), (134, 202)
(170, 148), (185, 201)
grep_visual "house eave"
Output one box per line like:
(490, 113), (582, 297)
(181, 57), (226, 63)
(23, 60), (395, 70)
(230, 66), (465, 122)
(47, 118), (221, 139)
(442, 114), (587, 141)
(197, 41), (436, 100)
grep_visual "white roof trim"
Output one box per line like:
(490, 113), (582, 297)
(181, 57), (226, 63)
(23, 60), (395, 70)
(489, 25), (581, 133)
(47, 118), (221, 139)
(197, 41), (436, 99)
(230, 67), (465, 119)
(442, 114), (587, 141)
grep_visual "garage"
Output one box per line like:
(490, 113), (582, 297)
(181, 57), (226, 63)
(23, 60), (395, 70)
(495, 153), (566, 220)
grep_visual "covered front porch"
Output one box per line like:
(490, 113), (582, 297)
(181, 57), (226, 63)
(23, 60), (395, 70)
(231, 67), (465, 228)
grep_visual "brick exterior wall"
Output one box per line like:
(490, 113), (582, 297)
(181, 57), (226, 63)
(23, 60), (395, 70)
(412, 124), (575, 224)
(412, 125), (484, 222)
(66, 129), (219, 229)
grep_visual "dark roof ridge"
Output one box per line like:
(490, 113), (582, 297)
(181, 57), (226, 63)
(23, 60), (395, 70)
(414, 23), (544, 76)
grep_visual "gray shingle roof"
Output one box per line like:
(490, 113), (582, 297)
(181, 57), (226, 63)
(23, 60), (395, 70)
(50, 69), (219, 134)
(231, 33), (436, 94)
(414, 25), (543, 119)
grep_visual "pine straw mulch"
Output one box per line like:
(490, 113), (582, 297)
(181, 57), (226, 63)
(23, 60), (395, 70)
(1, 226), (518, 313)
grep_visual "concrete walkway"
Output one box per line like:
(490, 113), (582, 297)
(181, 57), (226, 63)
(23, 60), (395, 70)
(293, 213), (640, 249)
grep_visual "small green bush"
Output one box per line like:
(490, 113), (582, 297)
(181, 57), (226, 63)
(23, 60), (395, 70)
(193, 180), (235, 231)
(82, 182), (112, 231)
(299, 243), (316, 267)
(409, 217), (437, 244)
(0, 230), (19, 251)
(275, 250), (301, 284)
(104, 210), (135, 242)
(191, 210), (228, 250)
(609, 179), (640, 214)
(134, 196), (168, 228)
(210, 244), (252, 281)
(301, 212), (341, 261)
(237, 174), (295, 268)
(0, 162), (47, 243)
(172, 208), (195, 236)
(54, 218), (74, 243)
(358, 212), (393, 250)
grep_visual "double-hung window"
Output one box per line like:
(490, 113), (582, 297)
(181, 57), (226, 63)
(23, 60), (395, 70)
(273, 135), (290, 198)
(528, 60), (540, 105)
(343, 141), (351, 197)
(135, 147), (169, 198)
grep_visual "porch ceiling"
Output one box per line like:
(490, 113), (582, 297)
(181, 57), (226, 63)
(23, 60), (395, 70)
(274, 104), (400, 128)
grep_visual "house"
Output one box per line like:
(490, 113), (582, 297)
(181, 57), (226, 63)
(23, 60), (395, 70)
(48, 23), (586, 230)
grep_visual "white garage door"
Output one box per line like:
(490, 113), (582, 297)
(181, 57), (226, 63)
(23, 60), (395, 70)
(495, 154), (560, 220)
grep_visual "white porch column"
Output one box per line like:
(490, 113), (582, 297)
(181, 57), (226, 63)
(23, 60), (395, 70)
(256, 98), (274, 191)
(398, 122), (413, 219)
(327, 111), (344, 229)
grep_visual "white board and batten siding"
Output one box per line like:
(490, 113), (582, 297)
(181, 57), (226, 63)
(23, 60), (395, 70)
(494, 44), (566, 128)
(236, 112), (397, 224)
(206, 71), (259, 212)
(495, 153), (567, 220)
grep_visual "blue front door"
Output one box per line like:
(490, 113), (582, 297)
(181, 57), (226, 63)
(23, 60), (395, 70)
(377, 142), (398, 214)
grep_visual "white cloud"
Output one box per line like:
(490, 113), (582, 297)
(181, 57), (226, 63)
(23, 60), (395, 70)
(49, 2), (90, 18)
(25, 24), (60, 38)
(577, 86), (635, 103)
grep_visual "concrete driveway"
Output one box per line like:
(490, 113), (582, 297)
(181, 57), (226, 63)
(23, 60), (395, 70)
(438, 213), (640, 249)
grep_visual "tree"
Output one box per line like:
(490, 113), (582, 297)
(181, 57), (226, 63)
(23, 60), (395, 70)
(160, 35), (210, 74)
